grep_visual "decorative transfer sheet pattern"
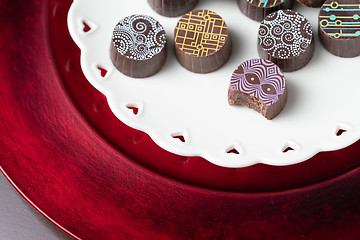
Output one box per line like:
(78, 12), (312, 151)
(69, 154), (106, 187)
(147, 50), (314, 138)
(174, 10), (228, 57)
(319, 0), (360, 39)
(258, 10), (313, 59)
(230, 59), (286, 106)
(246, 0), (285, 7)
(112, 15), (166, 60)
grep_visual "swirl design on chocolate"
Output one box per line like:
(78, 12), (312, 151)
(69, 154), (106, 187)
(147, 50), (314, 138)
(112, 15), (166, 60)
(258, 10), (313, 59)
(230, 59), (286, 106)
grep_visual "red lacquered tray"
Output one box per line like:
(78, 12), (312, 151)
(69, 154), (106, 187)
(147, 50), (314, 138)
(1, 0), (360, 239)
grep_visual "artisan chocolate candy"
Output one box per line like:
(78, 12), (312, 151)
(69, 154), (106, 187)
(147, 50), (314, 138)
(319, 0), (360, 57)
(147, 0), (198, 17)
(257, 10), (315, 72)
(238, 0), (293, 22)
(110, 15), (167, 78)
(228, 59), (287, 120)
(296, 0), (325, 8)
(174, 9), (232, 74)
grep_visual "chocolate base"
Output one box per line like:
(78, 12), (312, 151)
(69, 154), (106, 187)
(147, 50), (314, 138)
(175, 38), (232, 74)
(238, 0), (293, 22)
(257, 36), (315, 72)
(319, 27), (360, 58)
(147, 0), (198, 17)
(228, 88), (287, 120)
(296, 0), (325, 7)
(110, 42), (167, 78)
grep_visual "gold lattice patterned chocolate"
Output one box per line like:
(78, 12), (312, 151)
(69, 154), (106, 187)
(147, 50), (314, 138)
(174, 9), (232, 73)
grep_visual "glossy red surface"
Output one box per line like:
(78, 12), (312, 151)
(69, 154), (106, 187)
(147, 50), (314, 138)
(1, 0), (360, 239)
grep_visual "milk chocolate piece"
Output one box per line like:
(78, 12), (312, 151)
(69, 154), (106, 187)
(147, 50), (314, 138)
(319, 0), (360, 57)
(174, 9), (232, 74)
(110, 15), (167, 78)
(238, 0), (293, 22)
(147, 0), (198, 17)
(257, 10), (315, 72)
(296, 0), (325, 7)
(228, 59), (287, 120)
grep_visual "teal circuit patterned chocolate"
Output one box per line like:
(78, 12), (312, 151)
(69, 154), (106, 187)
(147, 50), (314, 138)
(318, 0), (360, 57)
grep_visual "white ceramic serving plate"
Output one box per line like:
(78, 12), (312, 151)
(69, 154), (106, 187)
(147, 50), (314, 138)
(68, 0), (360, 168)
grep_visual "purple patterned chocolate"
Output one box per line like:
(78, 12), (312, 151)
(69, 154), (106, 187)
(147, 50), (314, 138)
(231, 59), (285, 105)
(228, 59), (287, 119)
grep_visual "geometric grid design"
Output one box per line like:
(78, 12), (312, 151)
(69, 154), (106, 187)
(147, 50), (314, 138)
(174, 10), (228, 57)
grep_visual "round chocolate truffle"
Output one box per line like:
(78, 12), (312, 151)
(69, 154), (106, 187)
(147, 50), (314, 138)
(174, 9), (232, 74)
(238, 0), (293, 22)
(147, 0), (198, 17)
(319, 0), (360, 57)
(296, 0), (325, 8)
(228, 59), (287, 120)
(257, 10), (315, 72)
(110, 15), (167, 78)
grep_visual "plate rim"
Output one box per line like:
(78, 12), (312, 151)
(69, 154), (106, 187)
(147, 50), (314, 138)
(1, 0), (360, 239)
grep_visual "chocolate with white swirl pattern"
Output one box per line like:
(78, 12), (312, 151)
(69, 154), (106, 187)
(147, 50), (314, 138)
(110, 15), (167, 78)
(258, 10), (313, 59)
(112, 15), (166, 60)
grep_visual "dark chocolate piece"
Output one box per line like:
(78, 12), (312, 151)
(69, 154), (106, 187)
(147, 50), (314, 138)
(257, 10), (315, 72)
(147, 0), (198, 17)
(174, 9), (232, 74)
(110, 15), (167, 78)
(228, 59), (287, 120)
(296, 0), (325, 8)
(319, 0), (360, 57)
(238, 0), (293, 22)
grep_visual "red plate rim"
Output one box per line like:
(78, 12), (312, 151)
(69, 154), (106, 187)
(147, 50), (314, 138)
(1, 0), (360, 239)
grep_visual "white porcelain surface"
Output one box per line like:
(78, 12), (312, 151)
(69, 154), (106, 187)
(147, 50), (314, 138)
(68, 0), (360, 168)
